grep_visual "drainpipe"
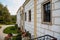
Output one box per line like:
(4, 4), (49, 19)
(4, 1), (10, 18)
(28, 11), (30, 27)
(34, 0), (37, 38)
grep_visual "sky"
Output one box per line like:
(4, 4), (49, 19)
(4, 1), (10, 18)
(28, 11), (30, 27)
(0, 0), (25, 15)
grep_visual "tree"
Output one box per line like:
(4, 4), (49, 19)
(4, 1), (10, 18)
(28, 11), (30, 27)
(3, 6), (12, 24)
(0, 3), (12, 24)
(11, 15), (16, 24)
(0, 3), (4, 24)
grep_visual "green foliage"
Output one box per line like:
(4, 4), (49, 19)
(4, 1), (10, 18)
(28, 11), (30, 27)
(3, 26), (18, 34)
(15, 24), (18, 29)
(0, 3), (16, 24)
(12, 36), (17, 40)
(0, 26), (2, 29)
(11, 15), (16, 24)
(12, 33), (22, 40)
(26, 31), (31, 38)
(16, 32), (22, 40)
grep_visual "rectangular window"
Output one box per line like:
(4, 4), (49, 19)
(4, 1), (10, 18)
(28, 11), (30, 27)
(25, 12), (26, 21)
(42, 1), (52, 24)
(29, 10), (31, 22)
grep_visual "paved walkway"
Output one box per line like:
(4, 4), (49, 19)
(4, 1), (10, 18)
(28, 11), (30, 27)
(0, 25), (14, 40)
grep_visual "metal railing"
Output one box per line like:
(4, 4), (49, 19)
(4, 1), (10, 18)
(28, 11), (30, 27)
(30, 35), (57, 40)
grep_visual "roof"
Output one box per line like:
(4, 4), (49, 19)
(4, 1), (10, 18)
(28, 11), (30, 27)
(16, 0), (30, 14)
(23, 0), (30, 7)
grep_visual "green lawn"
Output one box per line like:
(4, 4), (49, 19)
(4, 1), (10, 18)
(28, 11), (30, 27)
(3, 26), (18, 34)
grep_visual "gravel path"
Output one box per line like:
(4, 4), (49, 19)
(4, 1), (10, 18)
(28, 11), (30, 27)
(0, 25), (14, 40)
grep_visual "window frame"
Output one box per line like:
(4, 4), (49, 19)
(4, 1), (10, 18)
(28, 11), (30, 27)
(41, 0), (52, 25)
(28, 10), (31, 22)
(25, 12), (26, 21)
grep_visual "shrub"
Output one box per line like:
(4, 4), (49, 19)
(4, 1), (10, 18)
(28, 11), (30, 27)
(26, 31), (31, 38)
(16, 33), (22, 40)
(0, 26), (2, 29)
(12, 36), (16, 40)
(15, 24), (18, 29)
(3, 26), (18, 34)
(10, 27), (16, 30)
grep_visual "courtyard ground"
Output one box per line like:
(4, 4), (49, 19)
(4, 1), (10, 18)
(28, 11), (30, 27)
(0, 25), (14, 40)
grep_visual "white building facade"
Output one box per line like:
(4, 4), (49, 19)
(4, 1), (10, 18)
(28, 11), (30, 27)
(17, 0), (60, 40)
(24, 0), (60, 40)
(16, 6), (25, 31)
(16, 9), (21, 27)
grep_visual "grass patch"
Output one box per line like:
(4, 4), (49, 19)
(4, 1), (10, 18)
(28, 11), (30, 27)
(3, 26), (18, 34)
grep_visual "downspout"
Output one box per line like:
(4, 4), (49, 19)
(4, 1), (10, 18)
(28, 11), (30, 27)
(34, 0), (37, 38)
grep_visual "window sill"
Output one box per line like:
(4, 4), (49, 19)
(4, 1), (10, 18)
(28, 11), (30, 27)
(41, 22), (52, 25)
